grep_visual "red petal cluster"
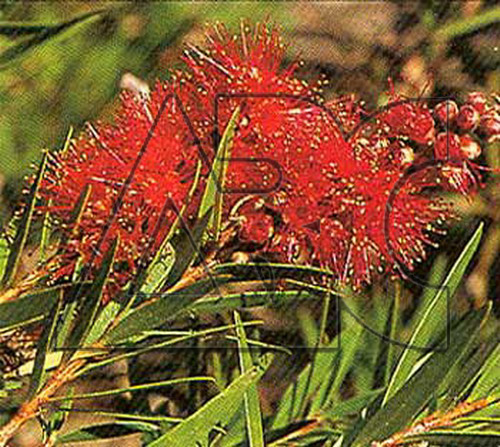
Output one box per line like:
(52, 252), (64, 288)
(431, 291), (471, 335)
(38, 22), (498, 292)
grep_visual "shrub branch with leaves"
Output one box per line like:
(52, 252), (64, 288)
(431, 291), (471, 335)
(0, 21), (498, 447)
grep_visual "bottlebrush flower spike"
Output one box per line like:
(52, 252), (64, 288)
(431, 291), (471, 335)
(35, 22), (498, 294)
(40, 83), (206, 293)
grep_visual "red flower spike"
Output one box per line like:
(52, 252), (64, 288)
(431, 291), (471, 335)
(35, 22), (495, 294)
(41, 84), (204, 293)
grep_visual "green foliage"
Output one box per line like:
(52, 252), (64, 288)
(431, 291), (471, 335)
(147, 354), (273, 447)
(383, 223), (484, 404)
(1, 152), (47, 287)
(199, 107), (239, 241)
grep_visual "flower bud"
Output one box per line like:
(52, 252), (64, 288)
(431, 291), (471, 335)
(457, 105), (480, 131)
(435, 132), (461, 160)
(411, 112), (435, 145)
(434, 100), (459, 125)
(465, 92), (488, 114)
(480, 113), (500, 141)
(459, 134), (481, 160)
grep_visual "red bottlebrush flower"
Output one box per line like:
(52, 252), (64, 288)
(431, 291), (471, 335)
(41, 83), (205, 293)
(434, 100), (459, 125)
(457, 104), (480, 131)
(35, 22), (496, 294)
(179, 24), (469, 288)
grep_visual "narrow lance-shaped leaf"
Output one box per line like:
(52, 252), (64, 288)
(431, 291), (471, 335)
(2, 152), (48, 287)
(198, 107), (240, 240)
(348, 306), (489, 447)
(234, 311), (265, 447)
(402, 431), (500, 446)
(59, 184), (92, 248)
(383, 223), (483, 405)
(136, 159), (203, 297)
(28, 288), (64, 398)
(48, 377), (216, 402)
(0, 10), (105, 67)
(146, 353), (273, 447)
(64, 237), (118, 352)
(186, 289), (319, 316)
(104, 274), (232, 344)
(163, 206), (213, 290)
(56, 421), (161, 444)
(0, 285), (64, 332)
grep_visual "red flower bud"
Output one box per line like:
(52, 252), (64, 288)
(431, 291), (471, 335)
(434, 100), (459, 125)
(435, 132), (461, 160)
(480, 113), (500, 141)
(459, 134), (481, 160)
(411, 112), (435, 145)
(465, 92), (488, 114)
(457, 105), (480, 131)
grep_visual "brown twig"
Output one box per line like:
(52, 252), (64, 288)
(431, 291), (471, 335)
(371, 398), (490, 447)
(0, 357), (86, 446)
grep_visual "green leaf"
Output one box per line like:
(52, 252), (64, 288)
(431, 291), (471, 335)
(198, 107), (240, 240)
(433, 5), (500, 42)
(28, 289), (64, 398)
(104, 275), (231, 344)
(82, 321), (262, 377)
(470, 343), (500, 400)
(163, 207), (213, 290)
(83, 300), (122, 346)
(439, 332), (497, 409)
(319, 389), (384, 420)
(401, 431), (500, 446)
(383, 223), (483, 405)
(215, 262), (334, 282)
(270, 300), (365, 430)
(64, 237), (118, 352)
(188, 289), (319, 315)
(234, 311), (265, 447)
(0, 285), (65, 331)
(1, 152), (48, 287)
(39, 198), (53, 263)
(146, 353), (273, 447)
(59, 184), (92, 248)
(0, 236), (9, 281)
(136, 159), (203, 298)
(348, 307), (489, 447)
(315, 297), (364, 412)
(48, 377), (215, 402)
(55, 408), (182, 424)
(56, 421), (160, 443)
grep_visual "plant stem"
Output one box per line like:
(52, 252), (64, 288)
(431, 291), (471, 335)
(0, 357), (86, 446)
